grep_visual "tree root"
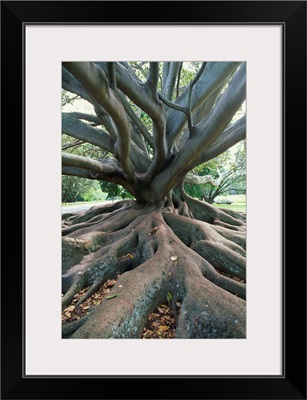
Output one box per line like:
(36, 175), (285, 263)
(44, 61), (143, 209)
(62, 274), (85, 310)
(62, 313), (90, 338)
(74, 278), (104, 308)
(71, 255), (171, 338)
(62, 198), (246, 338)
(176, 266), (245, 338)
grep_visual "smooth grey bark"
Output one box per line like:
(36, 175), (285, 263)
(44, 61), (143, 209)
(62, 61), (246, 204)
(62, 114), (115, 153)
(165, 62), (241, 146)
(162, 62), (181, 100)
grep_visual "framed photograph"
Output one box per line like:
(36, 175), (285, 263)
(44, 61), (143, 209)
(1, 1), (306, 399)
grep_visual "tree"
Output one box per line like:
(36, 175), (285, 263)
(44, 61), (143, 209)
(99, 180), (133, 201)
(185, 145), (246, 203)
(62, 175), (93, 203)
(62, 90), (107, 202)
(62, 61), (246, 339)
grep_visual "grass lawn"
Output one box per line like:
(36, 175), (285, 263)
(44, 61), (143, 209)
(62, 194), (246, 213)
(62, 199), (110, 207)
(213, 194), (246, 213)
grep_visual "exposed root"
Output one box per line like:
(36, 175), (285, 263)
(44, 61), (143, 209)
(212, 225), (246, 250)
(62, 274), (86, 310)
(63, 199), (132, 225)
(184, 193), (245, 228)
(71, 255), (171, 338)
(216, 207), (246, 221)
(192, 240), (245, 280)
(201, 259), (246, 300)
(62, 205), (143, 236)
(74, 279), (104, 307)
(62, 313), (90, 338)
(62, 198), (246, 338)
(176, 267), (245, 338)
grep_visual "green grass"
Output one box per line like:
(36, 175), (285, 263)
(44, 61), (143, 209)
(62, 199), (111, 207)
(214, 203), (246, 212)
(62, 194), (247, 213)
(213, 194), (246, 213)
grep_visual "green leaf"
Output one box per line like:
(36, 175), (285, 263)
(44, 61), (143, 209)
(106, 293), (122, 300)
(166, 292), (172, 303)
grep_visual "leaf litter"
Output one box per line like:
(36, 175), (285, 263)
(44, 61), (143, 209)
(62, 275), (181, 338)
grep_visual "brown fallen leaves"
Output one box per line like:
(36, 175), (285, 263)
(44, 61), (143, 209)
(142, 303), (180, 339)
(62, 268), (242, 338)
(62, 275), (180, 339)
(62, 278), (118, 324)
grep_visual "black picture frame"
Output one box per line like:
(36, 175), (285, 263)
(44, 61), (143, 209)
(1, 1), (306, 399)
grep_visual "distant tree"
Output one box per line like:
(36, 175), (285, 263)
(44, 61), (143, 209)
(185, 145), (246, 203)
(62, 177), (105, 203)
(99, 180), (133, 200)
(62, 97), (108, 202)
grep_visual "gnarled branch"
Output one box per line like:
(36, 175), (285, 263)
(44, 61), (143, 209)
(63, 62), (134, 181)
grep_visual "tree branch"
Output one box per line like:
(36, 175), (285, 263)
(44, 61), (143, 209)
(63, 66), (119, 140)
(169, 63), (246, 176)
(200, 115), (246, 164)
(62, 114), (115, 153)
(107, 62), (117, 90)
(62, 66), (92, 103)
(192, 85), (223, 126)
(62, 139), (85, 151)
(166, 62), (241, 148)
(62, 165), (99, 179)
(159, 92), (193, 137)
(65, 112), (102, 126)
(176, 62), (183, 98)
(62, 165), (137, 198)
(184, 63), (207, 132)
(151, 65), (246, 198)
(105, 62), (168, 179)
(184, 173), (222, 186)
(162, 62), (181, 100)
(63, 62), (134, 182)
(117, 91), (154, 149)
(62, 153), (122, 176)
(146, 62), (160, 93)
(158, 92), (188, 114)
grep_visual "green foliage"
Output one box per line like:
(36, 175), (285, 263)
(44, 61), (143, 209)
(62, 176), (103, 203)
(99, 181), (134, 200)
(184, 183), (206, 200)
(166, 292), (173, 304)
(82, 184), (107, 202)
(185, 144), (246, 203)
(61, 90), (78, 107)
(62, 117), (109, 203)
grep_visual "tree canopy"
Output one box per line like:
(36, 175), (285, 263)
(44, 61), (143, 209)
(62, 62), (246, 203)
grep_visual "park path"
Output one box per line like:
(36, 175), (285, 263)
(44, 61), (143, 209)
(62, 200), (115, 215)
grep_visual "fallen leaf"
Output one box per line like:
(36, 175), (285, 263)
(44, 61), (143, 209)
(160, 325), (170, 331)
(106, 293), (122, 300)
(107, 280), (117, 287)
